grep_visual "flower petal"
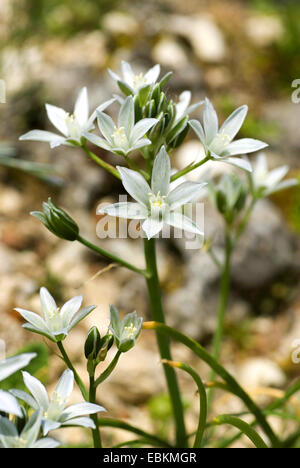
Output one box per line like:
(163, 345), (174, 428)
(189, 119), (206, 147)
(175, 91), (191, 120)
(22, 372), (49, 411)
(54, 369), (74, 403)
(145, 64), (160, 84)
(265, 165), (289, 188)
(83, 131), (111, 151)
(118, 96), (134, 136)
(74, 87), (89, 127)
(101, 202), (148, 219)
(130, 118), (157, 143)
(167, 181), (207, 210)
(61, 296), (82, 328)
(108, 68), (121, 82)
(42, 419), (61, 436)
(45, 104), (68, 136)
(221, 157), (253, 172)
(19, 130), (67, 147)
(10, 389), (39, 409)
(0, 353), (36, 382)
(165, 211), (204, 236)
(15, 308), (48, 333)
(203, 98), (218, 144)
(218, 105), (248, 141)
(60, 402), (106, 422)
(266, 178), (298, 195)
(0, 415), (18, 437)
(121, 61), (134, 85)
(22, 324), (55, 342)
(69, 305), (96, 330)
(0, 391), (22, 416)
(96, 111), (115, 142)
(220, 138), (268, 156)
(151, 146), (171, 196)
(61, 416), (95, 429)
(117, 166), (151, 207)
(88, 98), (116, 127)
(40, 287), (57, 322)
(142, 217), (163, 239)
(21, 410), (43, 445)
(33, 437), (60, 448)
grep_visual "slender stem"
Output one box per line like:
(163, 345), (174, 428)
(97, 418), (172, 448)
(213, 415), (268, 448)
(123, 155), (150, 181)
(170, 155), (210, 182)
(163, 360), (207, 448)
(143, 321), (279, 447)
(234, 198), (256, 243)
(95, 350), (122, 387)
(77, 234), (149, 278)
(89, 376), (102, 448)
(57, 342), (88, 400)
(82, 146), (121, 179)
(143, 238), (187, 447)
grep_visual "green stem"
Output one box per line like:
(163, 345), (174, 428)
(164, 360), (207, 448)
(89, 376), (102, 448)
(143, 321), (279, 447)
(234, 198), (256, 243)
(57, 342), (88, 400)
(170, 156), (210, 182)
(95, 350), (122, 387)
(123, 155), (150, 181)
(77, 235), (149, 278)
(82, 146), (120, 180)
(143, 238), (187, 447)
(97, 418), (172, 448)
(208, 231), (232, 408)
(213, 415), (268, 448)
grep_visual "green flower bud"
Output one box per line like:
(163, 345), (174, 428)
(97, 334), (114, 362)
(31, 198), (79, 241)
(109, 305), (143, 353)
(84, 326), (102, 360)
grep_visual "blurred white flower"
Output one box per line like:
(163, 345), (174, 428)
(0, 80), (6, 103)
(84, 96), (157, 156)
(0, 411), (59, 448)
(20, 87), (114, 148)
(189, 98), (268, 172)
(12, 370), (105, 436)
(15, 287), (96, 342)
(101, 146), (206, 239)
(108, 61), (160, 94)
(0, 352), (36, 417)
(250, 152), (298, 197)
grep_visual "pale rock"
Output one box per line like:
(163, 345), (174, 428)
(0, 187), (23, 215)
(46, 242), (87, 282)
(152, 36), (188, 69)
(245, 15), (284, 47)
(237, 357), (286, 389)
(102, 11), (139, 37)
(168, 15), (226, 63)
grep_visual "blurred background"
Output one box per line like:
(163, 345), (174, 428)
(0, 0), (300, 447)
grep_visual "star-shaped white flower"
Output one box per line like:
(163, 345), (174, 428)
(84, 96), (157, 156)
(11, 370), (105, 436)
(189, 98), (268, 172)
(0, 352), (36, 417)
(108, 61), (160, 94)
(0, 411), (60, 448)
(20, 87), (114, 148)
(15, 287), (96, 343)
(100, 146), (206, 239)
(250, 153), (298, 197)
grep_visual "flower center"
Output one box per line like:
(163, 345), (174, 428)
(111, 126), (127, 147)
(132, 73), (147, 90)
(124, 324), (137, 338)
(13, 436), (27, 448)
(65, 113), (82, 140)
(45, 391), (66, 420)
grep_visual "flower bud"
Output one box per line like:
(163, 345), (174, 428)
(84, 326), (102, 360)
(97, 334), (114, 362)
(31, 198), (79, 241)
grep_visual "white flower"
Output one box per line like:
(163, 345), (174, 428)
(12, 370), (105, 436)
(250, 153), (298, 197)
(15, 287), (96, 342)
(20, 87), (114, 148)
(0, 411), (59, 448)
(100, 146), (206, 239)
(84, 96), (157, 156)
(108, 61), (160, 94)
(189, 98), (268, 172)
(0, 353), (36, 417)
